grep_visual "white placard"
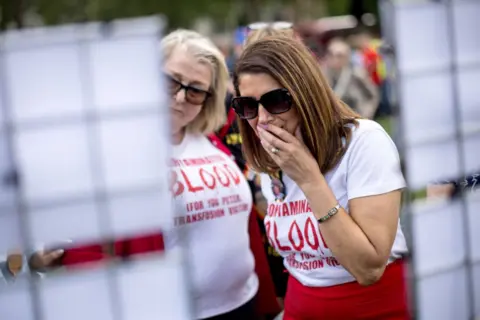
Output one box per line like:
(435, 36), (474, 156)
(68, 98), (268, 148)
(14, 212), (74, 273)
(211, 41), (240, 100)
(96, 115), (166, 192)
(400, 71), (455, 145)
(473, 264), (480, 317)
(28, 201), (101, 245)
(462, 133), (480, 175)
(5, 46), (84, 124)
(13, 124), (95, 206)
(108, 190), (171, 238)
(406, 139), (461, 189)
(116, 253), (192, 320)
(89, 38), (162, 113)
(394, 2), (451, 74)
(0, 16), (191, 320)
(457, 68), (480, 135)
(0, 211), (22, 254)
(412, 200), (466, 277)
(2, 16), (171, 239)
(466, 193), (480, 261)
(453, 1), (480, 66)
(0, 133), (15, 208)
(417, 266), (469, 320)
(0, 280), (34, 320)
(38, 269), (114, 320)
(382, 1), (480, 319)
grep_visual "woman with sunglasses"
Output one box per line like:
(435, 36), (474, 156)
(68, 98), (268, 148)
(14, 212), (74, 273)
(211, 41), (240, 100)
(232, 35), (410, 319)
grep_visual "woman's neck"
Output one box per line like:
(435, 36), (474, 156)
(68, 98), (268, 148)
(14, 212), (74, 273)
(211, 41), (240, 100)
(171, 128), (186, 145)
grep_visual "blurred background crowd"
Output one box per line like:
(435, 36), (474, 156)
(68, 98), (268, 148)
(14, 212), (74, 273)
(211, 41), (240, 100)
(0, 0), (478, 319)
(0, 0), (394, 127)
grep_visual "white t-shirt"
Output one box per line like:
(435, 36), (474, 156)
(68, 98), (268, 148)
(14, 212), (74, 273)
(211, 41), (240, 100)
(262, 119), (408, 287)
(168, 133), (258, 319)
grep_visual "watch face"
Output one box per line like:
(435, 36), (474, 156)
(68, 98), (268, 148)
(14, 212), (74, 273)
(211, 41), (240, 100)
(7, 253), (23, 276)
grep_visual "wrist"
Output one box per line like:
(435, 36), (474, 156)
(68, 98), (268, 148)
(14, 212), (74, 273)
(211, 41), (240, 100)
(298, 171), (327, 194)
(299, 175), (338, 220)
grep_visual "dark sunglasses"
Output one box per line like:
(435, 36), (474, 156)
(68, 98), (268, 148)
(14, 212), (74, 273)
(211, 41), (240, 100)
(232, 88), (293, 120)
(165, 73), (211, 105)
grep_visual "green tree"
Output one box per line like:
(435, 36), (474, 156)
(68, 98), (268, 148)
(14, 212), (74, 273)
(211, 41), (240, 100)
(0, 0), (25, 30)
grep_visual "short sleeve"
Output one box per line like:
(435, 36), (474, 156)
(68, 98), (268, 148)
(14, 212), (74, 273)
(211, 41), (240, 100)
(347, 128), (405, 200)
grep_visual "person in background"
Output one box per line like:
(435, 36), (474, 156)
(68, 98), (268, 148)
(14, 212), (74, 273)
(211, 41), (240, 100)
(349, 27), (392, 118)
(232, 35), (409, 319)
(226, 27), (248, 75)
(4, 29), (280, 320)
(427, 172), (479, 199)
(323, 38), (379, 119)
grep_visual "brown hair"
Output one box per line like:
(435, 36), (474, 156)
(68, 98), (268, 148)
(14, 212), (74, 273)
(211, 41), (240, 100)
(245, 27), (295, 47)
(233, 35), (360, 175)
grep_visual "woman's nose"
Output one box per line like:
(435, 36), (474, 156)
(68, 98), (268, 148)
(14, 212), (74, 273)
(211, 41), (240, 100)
(257, 104), (273, 124)
(174, 88), (186, 103)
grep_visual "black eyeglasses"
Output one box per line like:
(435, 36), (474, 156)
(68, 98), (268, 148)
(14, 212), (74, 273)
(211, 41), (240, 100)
(232, 88), (293, 120)
(164, 73), (211, 105)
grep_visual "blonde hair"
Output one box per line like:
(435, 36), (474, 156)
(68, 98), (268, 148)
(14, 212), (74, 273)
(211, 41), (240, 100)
(161, 29), (228, 135)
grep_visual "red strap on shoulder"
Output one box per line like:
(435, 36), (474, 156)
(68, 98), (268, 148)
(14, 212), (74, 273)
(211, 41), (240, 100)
(218, 107), (237, 140)
(207, 133), (232, 157)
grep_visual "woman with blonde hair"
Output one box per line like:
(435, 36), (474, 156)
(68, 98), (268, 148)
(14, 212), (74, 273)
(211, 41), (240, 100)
(22, 29), (279, 320)
(231, 35), (410, 319)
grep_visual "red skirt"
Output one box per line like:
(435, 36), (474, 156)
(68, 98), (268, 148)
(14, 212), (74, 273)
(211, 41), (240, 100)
(283, 260), (410, 320)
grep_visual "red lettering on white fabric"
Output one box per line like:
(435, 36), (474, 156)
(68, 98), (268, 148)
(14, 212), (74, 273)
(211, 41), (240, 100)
(207, 198), (219, 208)
(171, 155), (226, 168)
(222, 164), (241, 185)
(265, 217), (324, 253)
(174, 209), (226, 226)
(285, 254), (325, 270)
(181, 169), (204, 193)
(288, 221), (304, 251)
(265, 221), (292, 252)
(199, 168), (216, 189)
(170, 171), (184, 197)
(228, 202), (249, 215)
(214, 166), (231, 187)
(304, 217), (321, 253)
(186, 201), (204, 212)
(325, 257), (340, 267)
(267, 200), (313, 217)
(171, 164), (241, 197)
(222, 194), (241, 205)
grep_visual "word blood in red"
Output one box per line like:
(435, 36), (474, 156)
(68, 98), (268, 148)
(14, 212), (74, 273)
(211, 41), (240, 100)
(265, 217), (326, 254)
(170, 163), (241, 197)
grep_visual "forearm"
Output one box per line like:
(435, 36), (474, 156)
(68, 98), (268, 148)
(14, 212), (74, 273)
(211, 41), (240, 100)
(300, 178), (386, 284)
